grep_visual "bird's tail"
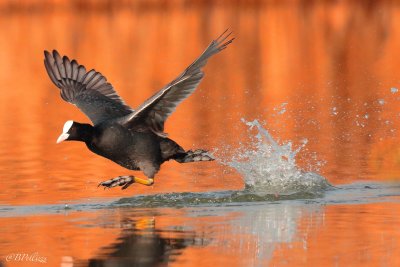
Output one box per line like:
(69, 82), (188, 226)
(174, 149), (214, 163)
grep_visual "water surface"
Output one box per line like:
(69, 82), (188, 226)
(1, 1), (400, 266)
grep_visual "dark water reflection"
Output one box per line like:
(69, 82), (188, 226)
(84, 217), (203, 267)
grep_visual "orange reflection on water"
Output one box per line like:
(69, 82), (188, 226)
(2, 202), (400, 266)
(270, 202), (400, 267)
(1, 1), (400, 266)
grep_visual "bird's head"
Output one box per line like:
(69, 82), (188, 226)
(56, 120), (93, 143)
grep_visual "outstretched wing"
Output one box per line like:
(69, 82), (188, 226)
(118, 30), (234, 136)
(44, 50), (133, 125)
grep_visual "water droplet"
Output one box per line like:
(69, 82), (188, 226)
(274, 102), (288, 115)
(391, 87), (398, 94)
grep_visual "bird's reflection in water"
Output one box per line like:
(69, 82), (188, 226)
(85, 217), (207, 267)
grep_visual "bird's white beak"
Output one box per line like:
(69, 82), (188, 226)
(57, 120), (74, 144)
(56, 133), (69, 144)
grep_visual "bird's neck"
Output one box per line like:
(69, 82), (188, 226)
(74, 123), (95, 143)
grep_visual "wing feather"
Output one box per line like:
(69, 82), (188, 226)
(44, 50), (133, 125)
(118, 30), (234, 136)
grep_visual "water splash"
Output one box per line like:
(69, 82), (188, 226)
(225, 119), (331, 195)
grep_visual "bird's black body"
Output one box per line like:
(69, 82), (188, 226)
(44, 30), (234, 189)
(89, 123), (172, 175)
(88, 123), (156, 171)
(70, 121), (188, 178)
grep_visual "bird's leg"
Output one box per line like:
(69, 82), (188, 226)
(132, 177), (154, 186)
(98, 175), (154, 190)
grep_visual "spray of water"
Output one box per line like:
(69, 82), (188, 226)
(223, 119), (331, 195)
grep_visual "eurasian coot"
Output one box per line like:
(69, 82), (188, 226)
(44, 30), (234, 190)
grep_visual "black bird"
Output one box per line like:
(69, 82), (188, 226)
(44, 30), (234, 190)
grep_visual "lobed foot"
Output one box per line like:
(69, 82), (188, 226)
(98, 175), (155, 190)
(98, 175), (134, 190)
